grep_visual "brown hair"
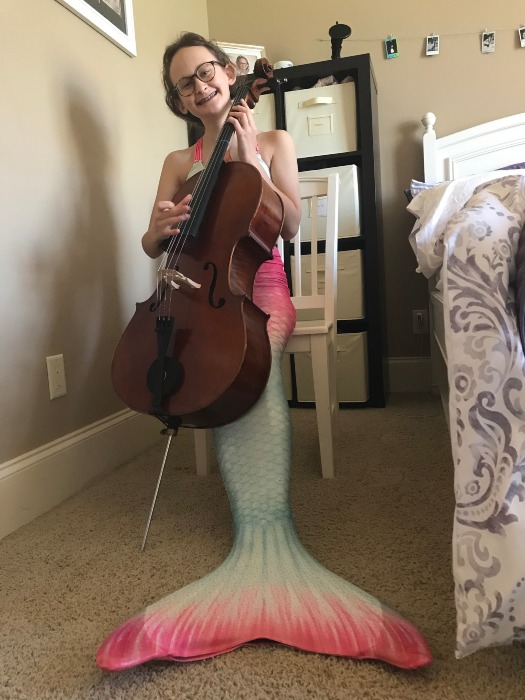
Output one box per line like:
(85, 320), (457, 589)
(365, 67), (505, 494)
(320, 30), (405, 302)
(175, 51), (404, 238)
(162, 32), (233, 125)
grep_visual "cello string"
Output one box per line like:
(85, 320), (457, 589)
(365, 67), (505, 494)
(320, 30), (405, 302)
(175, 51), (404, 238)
(168, 75), (251, 260)
(156, 75), (252, 313)
(159, 118), (231, 309)
(161, 81), (250, 298)
(161, 94), (241, 272)
(166, 59), (272, 276)
(167, 82), (248, 263)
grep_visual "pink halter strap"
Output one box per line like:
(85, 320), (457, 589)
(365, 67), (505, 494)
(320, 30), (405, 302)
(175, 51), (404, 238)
(193, 138), (203, 163)
(193, 137), (260, 164)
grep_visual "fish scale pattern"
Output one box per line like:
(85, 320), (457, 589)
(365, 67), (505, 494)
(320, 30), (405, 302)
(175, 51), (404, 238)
(96, 249), (431, 671)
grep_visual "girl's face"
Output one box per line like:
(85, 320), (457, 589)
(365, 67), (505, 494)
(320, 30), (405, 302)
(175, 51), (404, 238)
(169, 46), (236, 122)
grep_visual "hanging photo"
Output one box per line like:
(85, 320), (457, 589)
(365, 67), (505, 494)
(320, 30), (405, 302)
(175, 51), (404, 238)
(519, 27), (525, 48)
(481, 31), (495, 53)
(54, 0), (136, 56)
(384, 37), (398, 59)
(426, 35), (440, 56)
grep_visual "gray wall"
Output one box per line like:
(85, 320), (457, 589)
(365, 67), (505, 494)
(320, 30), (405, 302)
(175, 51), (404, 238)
(0, 0), (208, 463)
(206, 1), (525, 356)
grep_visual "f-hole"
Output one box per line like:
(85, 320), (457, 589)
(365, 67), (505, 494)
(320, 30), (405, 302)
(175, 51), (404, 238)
(204, 262), (226, 309)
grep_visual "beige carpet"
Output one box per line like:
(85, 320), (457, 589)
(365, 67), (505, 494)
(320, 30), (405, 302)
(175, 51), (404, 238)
(1, 394), (524, 699)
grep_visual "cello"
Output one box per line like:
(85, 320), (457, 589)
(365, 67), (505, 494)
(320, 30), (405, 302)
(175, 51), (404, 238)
(111, 60), (283, 430)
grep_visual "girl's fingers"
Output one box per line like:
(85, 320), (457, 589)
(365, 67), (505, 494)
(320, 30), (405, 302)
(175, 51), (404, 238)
(158, 194), (192, 212)
(155, 210), (190, 237)
(157, 200), (175, 212)
(159, 201), (191, 220)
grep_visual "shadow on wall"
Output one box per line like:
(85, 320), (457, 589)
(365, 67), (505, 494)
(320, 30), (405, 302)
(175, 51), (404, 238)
(20, 82), (127, 457)
(61, 83), (127, 425)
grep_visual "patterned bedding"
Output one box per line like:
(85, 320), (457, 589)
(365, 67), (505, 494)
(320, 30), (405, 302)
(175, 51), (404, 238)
(408, 172), (525, 658)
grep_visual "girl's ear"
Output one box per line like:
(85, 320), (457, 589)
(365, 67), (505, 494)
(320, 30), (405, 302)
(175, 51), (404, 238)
(176, 98), (188, 114)
(225, 63), (237, 85)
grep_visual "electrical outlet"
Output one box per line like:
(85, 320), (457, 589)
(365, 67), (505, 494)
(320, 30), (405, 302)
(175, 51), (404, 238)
(46, 354), (67, 399)
(412, 309), (429, 335)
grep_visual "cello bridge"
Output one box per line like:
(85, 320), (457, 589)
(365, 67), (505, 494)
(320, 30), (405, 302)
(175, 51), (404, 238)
(161, 269), (201, 291)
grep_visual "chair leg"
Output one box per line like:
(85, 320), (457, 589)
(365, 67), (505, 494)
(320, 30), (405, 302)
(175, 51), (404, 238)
(310, 336), (336, 479)
(329, 330), (340, 431)
(194, 429), (212, 477)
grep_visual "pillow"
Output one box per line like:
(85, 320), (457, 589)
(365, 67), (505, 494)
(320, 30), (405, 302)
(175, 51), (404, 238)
(502, 161), (525, 170)
(404, 180), (439, 203)
(404, 163), (525, 203)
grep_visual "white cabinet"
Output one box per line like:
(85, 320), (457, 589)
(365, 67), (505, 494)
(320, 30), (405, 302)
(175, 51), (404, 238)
(273, 55), (387, 406)
(252, 93), (276, 132)
(284, 83), (357, 158)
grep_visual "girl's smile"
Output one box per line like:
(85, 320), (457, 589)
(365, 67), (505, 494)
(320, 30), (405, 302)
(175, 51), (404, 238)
(195, 89), (218, 106)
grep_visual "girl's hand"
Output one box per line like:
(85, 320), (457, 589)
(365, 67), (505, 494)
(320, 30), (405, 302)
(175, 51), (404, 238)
(147, 194), (192, 248)
(227, 99), (259, 165)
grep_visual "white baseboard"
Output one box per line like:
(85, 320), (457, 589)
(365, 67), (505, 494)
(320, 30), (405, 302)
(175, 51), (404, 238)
(388, 356), (432, 393)
(0, 360), (432, 540)
(0, 410), (161, 540)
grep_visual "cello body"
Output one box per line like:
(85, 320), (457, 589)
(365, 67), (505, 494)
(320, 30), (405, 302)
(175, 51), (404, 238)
(111, 161), (284, 428)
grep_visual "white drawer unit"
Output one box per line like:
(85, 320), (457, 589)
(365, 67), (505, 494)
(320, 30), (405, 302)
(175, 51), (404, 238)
(266, 55), (387, 406)
(284, 83), (357, 158)
(297, 164), (360, 240)
(293, 332), (369, 403)
(290, 250), (364, 320)
(252, 92), (276, 132)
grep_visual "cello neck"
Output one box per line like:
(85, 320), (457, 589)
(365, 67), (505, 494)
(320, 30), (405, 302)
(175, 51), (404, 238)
(179, 81), (253, 240)
(165, 59), (273, 247)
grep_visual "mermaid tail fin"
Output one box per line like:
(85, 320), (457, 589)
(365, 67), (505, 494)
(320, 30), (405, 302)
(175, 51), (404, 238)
(97, 518), (431, 670)
(98, 256), (431, 671)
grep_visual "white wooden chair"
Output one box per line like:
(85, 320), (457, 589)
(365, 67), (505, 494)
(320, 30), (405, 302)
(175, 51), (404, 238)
(281, 173), (340, 478)
(193, 172), (340, 479)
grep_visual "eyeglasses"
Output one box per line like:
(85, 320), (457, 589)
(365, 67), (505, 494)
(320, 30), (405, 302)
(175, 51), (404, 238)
(174, 61), (222, 97)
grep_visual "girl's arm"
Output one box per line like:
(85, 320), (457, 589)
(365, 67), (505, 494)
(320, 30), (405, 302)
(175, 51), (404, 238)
(142, 149), (193, 259)
(229, 101), (301, 242)
(264, 129), (301, 241)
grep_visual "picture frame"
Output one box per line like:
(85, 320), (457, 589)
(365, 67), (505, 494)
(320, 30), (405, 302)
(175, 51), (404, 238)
(54, 0), (136, 57)
(426, 35), (440, 56)
(519, 27), (525, 49)
(481, 30), (495, 54)
(384, 37), (398, 59)
(216, 42), (266, 76)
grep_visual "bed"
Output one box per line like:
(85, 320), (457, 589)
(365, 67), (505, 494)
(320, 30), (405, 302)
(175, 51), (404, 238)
(407, 112), (525, 659)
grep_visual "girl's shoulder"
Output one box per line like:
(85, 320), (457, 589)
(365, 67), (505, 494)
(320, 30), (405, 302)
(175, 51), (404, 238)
(164, 144), (195, 173)
(257, 129), (297, 165)
(257, 128), (294, 148)
(162, 144), (197, 190)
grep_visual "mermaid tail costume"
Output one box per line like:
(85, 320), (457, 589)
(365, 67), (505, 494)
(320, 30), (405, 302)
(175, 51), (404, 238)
(97, 247), (431, 671)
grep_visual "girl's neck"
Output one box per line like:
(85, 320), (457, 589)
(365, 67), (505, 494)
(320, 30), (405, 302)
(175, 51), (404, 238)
(201, 127), (221, 149)
(200, 104), (234, 154)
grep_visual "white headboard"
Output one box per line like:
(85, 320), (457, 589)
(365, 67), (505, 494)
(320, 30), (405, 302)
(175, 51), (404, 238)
(422, 112), (525, 184)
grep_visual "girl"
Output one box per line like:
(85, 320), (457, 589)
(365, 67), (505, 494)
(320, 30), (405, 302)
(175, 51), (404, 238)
(97, 32), (430, 671)
(141, 35), (300, 258)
